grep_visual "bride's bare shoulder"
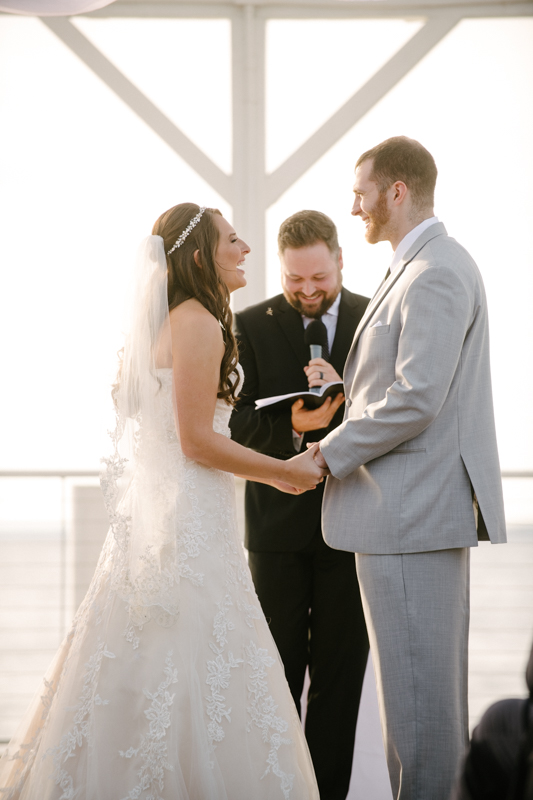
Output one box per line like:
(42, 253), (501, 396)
(169, 299), (223, 344)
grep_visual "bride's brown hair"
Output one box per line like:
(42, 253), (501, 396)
(152, 202), (240, 405)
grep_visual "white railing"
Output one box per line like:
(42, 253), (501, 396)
(0, 470), (100, 639)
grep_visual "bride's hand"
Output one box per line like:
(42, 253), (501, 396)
(269, 479), (307, 495)
(282, 443), (329, 490)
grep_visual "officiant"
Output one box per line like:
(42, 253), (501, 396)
(230, 210), (370, 800)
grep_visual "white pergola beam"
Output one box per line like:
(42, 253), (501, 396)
(266, 11), (462, 206)
(42, 17), (234, 204)
(89, 1), (533, 19)
(256, 0), (533, 13)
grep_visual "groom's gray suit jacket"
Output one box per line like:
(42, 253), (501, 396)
(320, 221), (506, 554)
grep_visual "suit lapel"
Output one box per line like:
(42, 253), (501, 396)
(350, 263), (406, 347)
(273, 295), (309, 366)
(348, 222), (447, 353)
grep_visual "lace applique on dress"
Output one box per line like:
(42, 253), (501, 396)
(119, 652), (179, 800)
(246, 641), (295, 799)
(50, 641), (116, 799)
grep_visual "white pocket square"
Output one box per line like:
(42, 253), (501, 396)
(370, 321), (384, 328)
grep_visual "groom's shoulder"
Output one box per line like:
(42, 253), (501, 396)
(413, 230), (484, 296)
(418, 225), (474, 266)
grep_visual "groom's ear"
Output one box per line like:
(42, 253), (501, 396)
(391, 181), (408, 205)
(193, 249), (202, 268)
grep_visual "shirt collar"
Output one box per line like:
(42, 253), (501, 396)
(390, 216), (439, 274)
(323, 291), (341, 318)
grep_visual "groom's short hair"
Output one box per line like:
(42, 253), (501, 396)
(356, 136), (437, 211)
(278, 210), (340, 256)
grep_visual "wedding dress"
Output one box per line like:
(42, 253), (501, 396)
(0, 365), (319, 800)
(0, 236), (319, 800)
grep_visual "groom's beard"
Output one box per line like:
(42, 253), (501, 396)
(364, 191), (391, 244)
(285, 277), (342, 319)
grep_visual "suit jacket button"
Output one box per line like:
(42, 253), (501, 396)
(346, 398), (352, 407)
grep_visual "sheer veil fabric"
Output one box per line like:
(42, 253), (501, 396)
(0, 235), (319, 799)
(100, 234), (182, 629)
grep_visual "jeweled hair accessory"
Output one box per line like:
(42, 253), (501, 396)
(166, 206), (207, 255)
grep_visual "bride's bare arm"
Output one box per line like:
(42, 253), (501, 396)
(170, 300), (326, 491)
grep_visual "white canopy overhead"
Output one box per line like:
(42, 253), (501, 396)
(0, 0), (115, 14)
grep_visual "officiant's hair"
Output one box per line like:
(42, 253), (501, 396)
(277, 210), (340, 256)
(356, 136), (437, 212)
(152, 203), (240, 405)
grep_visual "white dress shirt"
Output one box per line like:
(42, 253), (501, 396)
(389, 216), (439, 274)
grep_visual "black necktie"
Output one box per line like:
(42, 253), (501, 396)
(318, 318), (330, 362)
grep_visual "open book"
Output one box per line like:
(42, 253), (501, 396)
(254, 381), (344, 411)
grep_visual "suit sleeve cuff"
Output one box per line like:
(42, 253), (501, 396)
(320, 425), (360, 480)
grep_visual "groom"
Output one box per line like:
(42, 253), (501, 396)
(314, 137), (506, 800)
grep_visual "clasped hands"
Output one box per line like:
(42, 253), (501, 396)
(270, 443), (330, 496)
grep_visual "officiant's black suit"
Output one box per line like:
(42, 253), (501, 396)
(230, 287), (370, 800)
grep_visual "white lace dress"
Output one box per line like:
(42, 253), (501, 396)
(0, 366), (319, 800)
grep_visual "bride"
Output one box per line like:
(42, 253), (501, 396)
(0, 204), (324, 799)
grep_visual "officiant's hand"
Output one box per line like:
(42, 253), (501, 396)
(291, 392), (345, 433)
(304, 357), (342, 388)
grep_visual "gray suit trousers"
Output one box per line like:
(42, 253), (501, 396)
(356, 548), (470, 800)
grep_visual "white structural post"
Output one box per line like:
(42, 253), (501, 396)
(232, 4), (268, 311)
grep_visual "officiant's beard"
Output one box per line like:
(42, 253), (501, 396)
(284, 271), (342, 319)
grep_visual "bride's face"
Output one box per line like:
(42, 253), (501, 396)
(212, 215), (250, 293)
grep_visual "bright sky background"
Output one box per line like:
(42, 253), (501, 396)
(0, 13), (532, 493)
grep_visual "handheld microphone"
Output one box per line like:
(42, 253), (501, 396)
(304, 320), (329, 394)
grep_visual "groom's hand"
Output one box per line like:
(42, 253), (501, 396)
(291, 393), (345, 433)
(283, 443), (328, 489)
(306, 442), (329, 471)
